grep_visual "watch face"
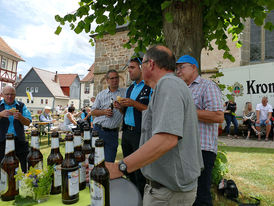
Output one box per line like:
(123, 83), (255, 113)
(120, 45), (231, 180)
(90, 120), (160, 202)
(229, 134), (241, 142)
(119, 163), (126, 171)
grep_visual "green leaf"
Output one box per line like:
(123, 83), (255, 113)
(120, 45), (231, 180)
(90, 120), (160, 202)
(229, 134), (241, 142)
(116, 15), (124, 25)
(165, 12), (173, 23)
(84, 22), (91, 33)
(54, 26), (62, 35)
(96, 15), (108, 24)
(161, 1), (172, 10)
(74, 21), (85, 34)
(55, 15), (62, 22)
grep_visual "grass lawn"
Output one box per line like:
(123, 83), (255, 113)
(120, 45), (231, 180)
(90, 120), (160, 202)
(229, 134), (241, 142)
(38, 136), (273, 206)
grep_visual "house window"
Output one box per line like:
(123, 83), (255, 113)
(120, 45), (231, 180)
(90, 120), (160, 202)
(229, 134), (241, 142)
(1, 57), (7, 69)
(83, 99), (89, 106)
(41, 99), (43, 104)
(26, 87), (30, 92)
(30, 87), (34, 92)
(35, 87), (39, 93)
(84, 83), (90, 94)
(27, 99), (29, 103)
(19, 98), (22, 102)
(31, 100), (34, 104)
(250, 10), (274, 62)
(45, 99), (48, 104)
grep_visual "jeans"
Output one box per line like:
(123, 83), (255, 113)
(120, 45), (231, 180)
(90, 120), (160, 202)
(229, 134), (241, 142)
(224, 114), (238, 135)
(93, 125), (118, 162)
(193, 151), (216, 206)
(143, 184), (197, 206)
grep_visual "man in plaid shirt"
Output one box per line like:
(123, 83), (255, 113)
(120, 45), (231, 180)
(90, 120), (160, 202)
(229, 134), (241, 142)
(176, 55), (224, 206)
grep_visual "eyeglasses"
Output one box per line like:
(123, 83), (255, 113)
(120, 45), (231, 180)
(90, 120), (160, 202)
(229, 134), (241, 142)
(176, 64), (193, 71)
(108, 76), (119, 80)
(141, 59), (150, 69)
(3, 93), (16, 96)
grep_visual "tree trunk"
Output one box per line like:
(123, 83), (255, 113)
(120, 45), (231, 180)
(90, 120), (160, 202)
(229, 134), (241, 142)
(162, 0), (204, 73)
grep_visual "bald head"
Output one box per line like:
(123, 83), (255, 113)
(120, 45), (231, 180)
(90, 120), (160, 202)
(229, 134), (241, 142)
(2, 85), (16, 94)
(145, 45), (176, 71)
(2, 85), (16, 105)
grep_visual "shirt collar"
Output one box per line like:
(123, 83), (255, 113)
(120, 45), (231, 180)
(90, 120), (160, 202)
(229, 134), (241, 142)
(133, 80), (144, 86)
(0, 99), (19, 106)
(107, 87), (121, 93)
(189, 75), (201, 87)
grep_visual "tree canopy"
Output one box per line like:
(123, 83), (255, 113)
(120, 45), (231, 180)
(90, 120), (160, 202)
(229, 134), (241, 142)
(55, 0), (274, 70)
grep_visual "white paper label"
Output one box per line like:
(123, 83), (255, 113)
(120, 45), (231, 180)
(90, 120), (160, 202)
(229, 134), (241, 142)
(65, 141), (74, 154)
(95, 147), (104, 166)
(74, 136), (82, 147)
(79, 162), (86, 184)
(92, 137), (99, 148)
(51, 138), (59, 149)
(54, 164), (62, 187)
(68, 170), (79, 196)
(84, 131), (90, 140)
(0, 169), (8, 195)
(5, 139), (15, 154)
(90, 180), (105, 206)
(31, 136), (40, 149)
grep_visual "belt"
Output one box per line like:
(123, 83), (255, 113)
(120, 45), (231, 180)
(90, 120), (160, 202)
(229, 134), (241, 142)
(95, 124), (119, 132)
(124, 125), (135, 131)
(146, 179), (165, 189)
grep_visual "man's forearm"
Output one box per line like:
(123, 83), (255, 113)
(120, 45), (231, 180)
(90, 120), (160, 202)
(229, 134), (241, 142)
(124, 133), (178, 173)
(133, 101), (148, 112)
(91, 109), (105, 117)
(197, 110), (224, 123)
(19, 116), (31, 126)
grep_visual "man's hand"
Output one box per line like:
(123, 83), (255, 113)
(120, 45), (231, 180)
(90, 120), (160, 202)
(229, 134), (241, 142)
(13, 111), (23, 120)
(0, 110), (13, 118)
(105, 162), (123, 179)
(113, 101), (122, 109)
(119, 98), (135, 107)
(256, 119), (260, 124)
(265, 119), (270, 124)
(104, 109), (113, 117)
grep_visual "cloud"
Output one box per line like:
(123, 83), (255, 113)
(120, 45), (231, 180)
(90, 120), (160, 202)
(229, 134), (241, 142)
(0, 0), (95, 76)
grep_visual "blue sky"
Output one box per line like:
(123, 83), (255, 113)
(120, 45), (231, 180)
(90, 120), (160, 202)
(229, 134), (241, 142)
(0, 0), (95, 77)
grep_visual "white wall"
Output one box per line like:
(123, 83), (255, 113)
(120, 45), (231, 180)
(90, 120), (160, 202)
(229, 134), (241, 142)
(219, 62), (274, 117)
(16, 96), (55, 113)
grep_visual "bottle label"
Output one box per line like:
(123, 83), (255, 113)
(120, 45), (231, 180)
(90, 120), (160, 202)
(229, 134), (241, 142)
(5, 139), (15, 154)
(74, 136), (82, 147)
(90, 180), (105, 206)
(65, 141), (74, 154)
(34, 161), (43, 170)
(31, 136), (40, 149)
(95, 147), (104, 166)
(68, 170), (79, 196)
(0, 169), (8, 195)
(79, 162), (86, 184)
(54, 164), (62, 187)
(51, 138), (59, 149)
(92, 137), (99, 148)
(84, 131), (90, 140)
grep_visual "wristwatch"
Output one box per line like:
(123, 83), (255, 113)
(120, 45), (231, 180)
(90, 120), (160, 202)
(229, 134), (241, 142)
(118, 160), (129, 176)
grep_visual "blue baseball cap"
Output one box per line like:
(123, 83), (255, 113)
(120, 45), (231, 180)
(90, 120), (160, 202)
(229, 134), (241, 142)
(176, 55), (199, 69)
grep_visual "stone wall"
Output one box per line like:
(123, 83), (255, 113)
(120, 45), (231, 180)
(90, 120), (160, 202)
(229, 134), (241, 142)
(93, 30), (135, 95)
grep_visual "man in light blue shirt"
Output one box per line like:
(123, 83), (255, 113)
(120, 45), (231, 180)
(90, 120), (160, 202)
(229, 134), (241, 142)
(0, 85), (32, 172)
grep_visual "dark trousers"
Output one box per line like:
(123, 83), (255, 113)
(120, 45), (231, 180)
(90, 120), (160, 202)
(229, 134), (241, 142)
(243, 119), (254, 131)
(193, 150), (216, 206)
(93, 125), (118, 162)
(122, 128), (146, 197)
(0, 139), (29, 173)
(225, 114), (238, 135)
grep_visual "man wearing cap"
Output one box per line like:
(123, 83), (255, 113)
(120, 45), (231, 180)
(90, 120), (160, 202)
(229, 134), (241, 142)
(39, 106), (56, 129)
(176, 55), (224, 206)
(0, 85), (32, 173)
(106, 46), (203, 206)
(117, 57), (152, 196)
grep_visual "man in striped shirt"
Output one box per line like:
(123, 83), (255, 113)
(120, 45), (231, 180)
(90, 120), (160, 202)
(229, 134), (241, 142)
(91, 70), (126, 162)
(176, 55), (224, 206)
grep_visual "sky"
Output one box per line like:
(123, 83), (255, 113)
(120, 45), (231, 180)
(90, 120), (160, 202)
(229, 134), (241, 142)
(0, 0), (95, 78)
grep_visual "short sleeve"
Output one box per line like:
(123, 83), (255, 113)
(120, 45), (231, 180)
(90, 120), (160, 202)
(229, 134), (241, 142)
(204, 82), (223, 111)
(256, 104), (260, 111)
(22, 105), (32, 122)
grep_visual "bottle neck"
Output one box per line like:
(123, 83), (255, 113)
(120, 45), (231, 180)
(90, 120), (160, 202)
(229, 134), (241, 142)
(95, 146), (105, 166)
(5, 138), (15, 155)
(74, 135), (82, 151)
(83, 130), (90, 140)
(51, 137), (59, 149)
(92, 137), (99, 148)
(31, 136), (40, 149)
(65, 140), (74, 155)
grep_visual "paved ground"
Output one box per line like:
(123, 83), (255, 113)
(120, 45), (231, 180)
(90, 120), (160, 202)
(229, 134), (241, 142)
(218, 135), (274, 149)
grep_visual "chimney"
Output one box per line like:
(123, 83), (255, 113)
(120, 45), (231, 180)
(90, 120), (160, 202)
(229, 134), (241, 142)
(54, 71), (58, 83)
(19, 74), (22, 80)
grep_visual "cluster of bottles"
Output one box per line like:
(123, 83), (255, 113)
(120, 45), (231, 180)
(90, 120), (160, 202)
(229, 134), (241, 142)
(0, 125), (110, 205)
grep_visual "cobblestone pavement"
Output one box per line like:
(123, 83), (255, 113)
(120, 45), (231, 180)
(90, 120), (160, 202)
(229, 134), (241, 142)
(218, 135), (274, 149)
